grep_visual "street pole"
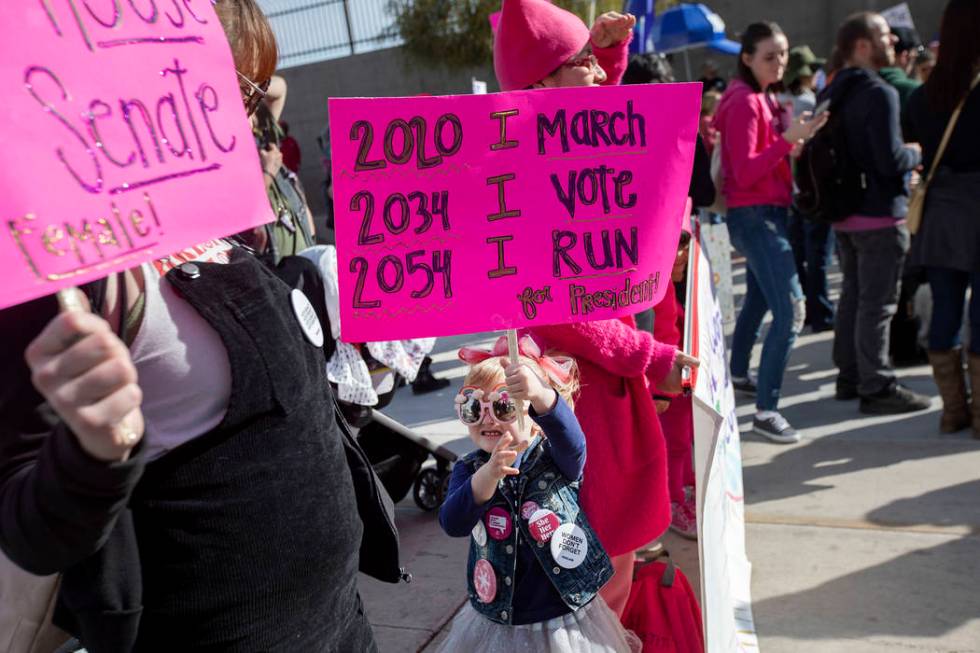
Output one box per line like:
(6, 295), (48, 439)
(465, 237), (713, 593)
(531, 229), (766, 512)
(588, 0), (596, 25)
(341, 0), (354, 56)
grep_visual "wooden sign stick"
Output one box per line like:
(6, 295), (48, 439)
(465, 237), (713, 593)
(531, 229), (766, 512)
(507, 329), (525, 433)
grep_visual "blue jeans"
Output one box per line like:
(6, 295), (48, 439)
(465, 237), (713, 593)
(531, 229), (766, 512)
(727, 205), (805, 411)
(788, 212), (836, 330)
(926, 267), (980, 353)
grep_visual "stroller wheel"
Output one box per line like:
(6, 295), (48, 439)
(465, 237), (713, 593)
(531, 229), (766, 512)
(439, 471), (451, 502)
(413, 468), (444, 512)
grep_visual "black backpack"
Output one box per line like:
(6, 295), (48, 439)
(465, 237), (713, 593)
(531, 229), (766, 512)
(794, 77), (866, 223)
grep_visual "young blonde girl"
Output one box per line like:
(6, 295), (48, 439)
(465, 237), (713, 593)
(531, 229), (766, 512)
(438, 336), (638, 652)
(494, 0), (698, 615)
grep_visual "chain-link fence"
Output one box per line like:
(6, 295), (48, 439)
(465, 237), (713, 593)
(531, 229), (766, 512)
(259, 0), (401, 69)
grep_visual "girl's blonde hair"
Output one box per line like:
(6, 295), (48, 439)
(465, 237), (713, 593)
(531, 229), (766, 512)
(462, 353), (581, 411)
(701, 90), (723, 116)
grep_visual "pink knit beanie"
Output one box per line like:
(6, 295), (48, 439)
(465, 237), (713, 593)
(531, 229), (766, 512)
(493, 0), (591, 91)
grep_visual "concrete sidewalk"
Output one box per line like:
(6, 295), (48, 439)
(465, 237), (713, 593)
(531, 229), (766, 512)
(358, 267), (980, 652)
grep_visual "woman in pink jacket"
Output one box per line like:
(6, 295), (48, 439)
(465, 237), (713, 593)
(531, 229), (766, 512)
(714, 22), (826, 443)
(494, 0), (697, 617)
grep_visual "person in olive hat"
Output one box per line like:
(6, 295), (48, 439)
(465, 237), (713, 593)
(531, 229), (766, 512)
(781, 45), (826, 116)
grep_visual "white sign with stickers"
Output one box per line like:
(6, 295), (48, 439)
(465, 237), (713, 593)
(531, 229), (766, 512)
(685, 228), (760, 653)
(881, 2), (916, 29)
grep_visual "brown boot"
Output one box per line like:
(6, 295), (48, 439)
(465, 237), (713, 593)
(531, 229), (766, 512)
(928, 349), (970, 433)
(969, 354), (980, 438)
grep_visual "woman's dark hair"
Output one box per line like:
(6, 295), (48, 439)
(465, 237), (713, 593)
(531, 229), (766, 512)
(622, 53), (675, 85)
(737, 22), (785, 92)
(926, 0), (980, 113)
(825, 47), (846, 77)
(215, 0), (279, 84)
(678, 229), (692, 249)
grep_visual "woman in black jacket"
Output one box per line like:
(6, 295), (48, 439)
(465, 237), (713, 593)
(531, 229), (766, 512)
(905, 0), (980, 437)
(0, 2), (379, 651)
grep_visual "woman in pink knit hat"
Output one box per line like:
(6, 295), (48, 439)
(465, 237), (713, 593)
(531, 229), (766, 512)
(494, 0), (698, 623)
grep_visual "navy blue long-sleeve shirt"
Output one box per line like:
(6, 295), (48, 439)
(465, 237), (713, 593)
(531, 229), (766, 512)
(439, 394), (587, 624)
(821, 67), (922, 218)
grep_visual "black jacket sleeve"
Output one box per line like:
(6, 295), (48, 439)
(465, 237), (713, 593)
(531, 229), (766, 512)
(0, 294), (145, 575)
(689, 133), (716, 208)
(867, 84), (921, 177)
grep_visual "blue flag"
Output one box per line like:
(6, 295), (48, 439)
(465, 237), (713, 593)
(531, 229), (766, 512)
(626, 0), (655, 54)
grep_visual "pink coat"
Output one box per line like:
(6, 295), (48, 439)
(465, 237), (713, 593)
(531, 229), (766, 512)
(653, 286), (682, 348)
(653, 289), (696, 500)
(593, 35), (630, 87)
(713, 79), (794, 209)
(527, 317), (677, 556)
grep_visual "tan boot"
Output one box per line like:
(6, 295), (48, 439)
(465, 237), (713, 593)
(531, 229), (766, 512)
(968, 354), (980, 438)
(928, 349), (970, 433)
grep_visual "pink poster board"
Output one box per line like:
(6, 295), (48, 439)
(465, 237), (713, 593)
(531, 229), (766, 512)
(329, 83), (701, 341)
(0, 0), (271, 310)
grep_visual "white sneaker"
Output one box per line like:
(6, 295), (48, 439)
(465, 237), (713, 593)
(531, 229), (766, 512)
(753, 412), (801, 444)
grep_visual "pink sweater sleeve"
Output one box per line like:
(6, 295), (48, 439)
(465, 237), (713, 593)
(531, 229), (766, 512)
(723, 95), (794, 190)
(646, 340), (679, 389)
(529, 319), (676, 381)
(593, 33), (631, 87)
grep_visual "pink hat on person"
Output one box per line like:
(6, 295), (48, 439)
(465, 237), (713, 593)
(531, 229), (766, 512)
(493, 0), (591, 91)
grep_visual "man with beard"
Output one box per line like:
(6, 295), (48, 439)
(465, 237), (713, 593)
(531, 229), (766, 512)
(821, 12), (931, 415)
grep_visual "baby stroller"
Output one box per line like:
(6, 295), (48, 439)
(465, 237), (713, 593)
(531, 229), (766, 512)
(276, 249), (457, 511)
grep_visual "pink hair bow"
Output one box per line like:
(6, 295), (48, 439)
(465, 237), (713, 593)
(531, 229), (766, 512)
(458, 335), (574, 385)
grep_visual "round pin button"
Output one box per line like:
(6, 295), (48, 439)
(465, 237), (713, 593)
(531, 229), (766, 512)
(290, 289), (324, 348)
(471, 521), (487, 547)
(473, 559), (496, 604)
(550, 523), (588, 569)
(178, 262), (200, 279)
(520, 501), (540, 520)
(528, 509), (561, 543)
(485, 507), (512, 541)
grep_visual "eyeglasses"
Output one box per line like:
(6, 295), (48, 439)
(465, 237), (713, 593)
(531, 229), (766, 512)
(564, 53), (600, 71)
(454, 386), (518, 426)
(237, 71), (270, 116)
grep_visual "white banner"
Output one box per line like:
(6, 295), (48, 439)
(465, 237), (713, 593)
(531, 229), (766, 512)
(882, 3), (916, 29)
(685, 226), (759, 653)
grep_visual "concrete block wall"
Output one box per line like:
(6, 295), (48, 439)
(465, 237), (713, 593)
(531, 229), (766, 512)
(278, 48), (496, 222)
(275, 0), (945, 227)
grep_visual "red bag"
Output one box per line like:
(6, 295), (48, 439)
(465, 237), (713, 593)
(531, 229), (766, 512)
(621, 556), (705, 653)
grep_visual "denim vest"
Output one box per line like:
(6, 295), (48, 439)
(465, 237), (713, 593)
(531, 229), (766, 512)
(463, 438), (613, 625)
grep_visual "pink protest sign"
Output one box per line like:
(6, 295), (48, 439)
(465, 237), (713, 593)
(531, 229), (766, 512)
(329, 83), (700, 341)
(0, 1), (270, 310)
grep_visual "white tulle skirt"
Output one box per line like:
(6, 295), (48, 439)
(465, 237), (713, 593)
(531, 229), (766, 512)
(436, 596), (641, 653)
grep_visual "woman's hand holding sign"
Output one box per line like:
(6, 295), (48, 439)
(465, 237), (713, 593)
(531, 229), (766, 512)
(25, 289), (144, 462)
(657, 351), (700, 396)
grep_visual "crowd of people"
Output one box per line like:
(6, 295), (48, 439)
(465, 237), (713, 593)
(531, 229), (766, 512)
(1, 0), (978, 651)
